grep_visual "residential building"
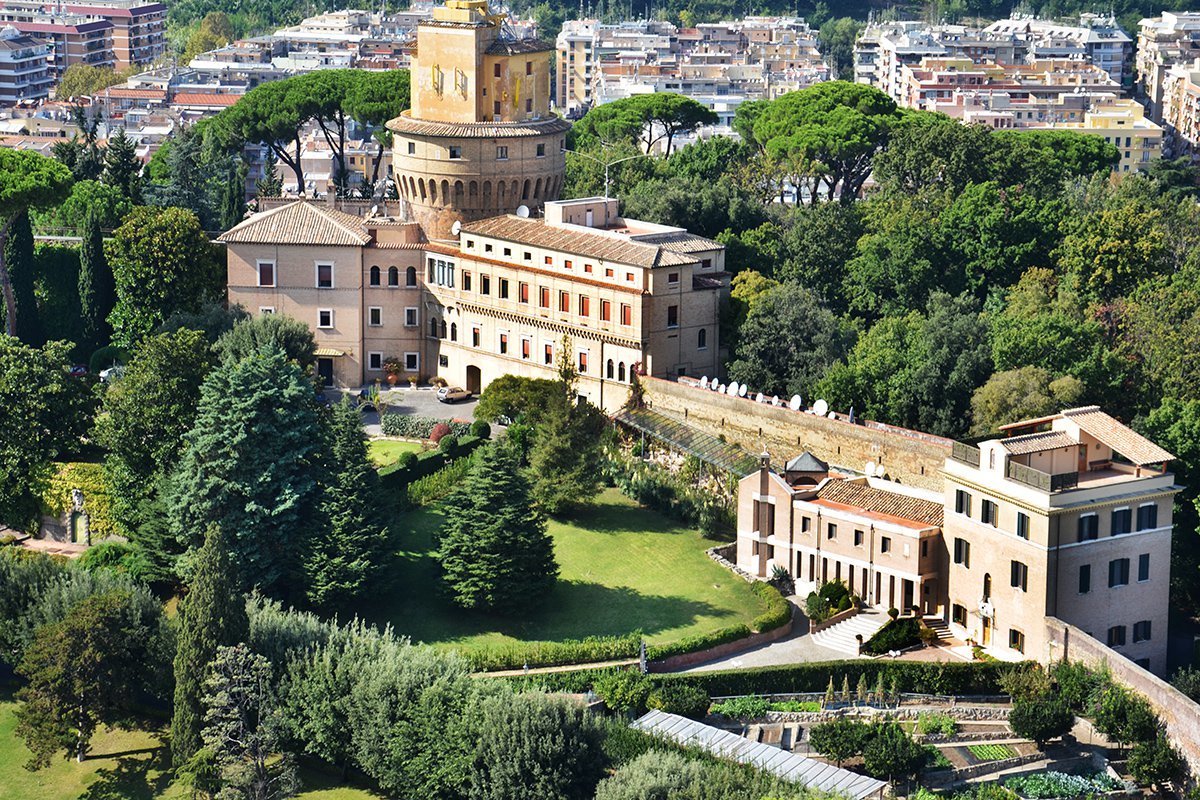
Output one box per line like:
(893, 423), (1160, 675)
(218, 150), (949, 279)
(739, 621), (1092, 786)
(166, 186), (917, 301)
(982, 14), (1132, 86)
(1161, 59), (1200, 157)
(737, 406), (1178, 674)
(62, 0), (165, 70)
(1037, 98), (1162, 172)
(1136, 12), (1200, 120)
(0, 7), (113, 79)
(0, 25), (51, 106)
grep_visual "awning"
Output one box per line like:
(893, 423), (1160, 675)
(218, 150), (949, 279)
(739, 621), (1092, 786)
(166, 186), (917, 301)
(314, 347), (345, 357)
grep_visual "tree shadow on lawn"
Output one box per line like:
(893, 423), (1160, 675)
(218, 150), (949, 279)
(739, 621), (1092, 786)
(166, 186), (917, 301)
(386, 579), (729, 646)
(80, 745), (172, 800)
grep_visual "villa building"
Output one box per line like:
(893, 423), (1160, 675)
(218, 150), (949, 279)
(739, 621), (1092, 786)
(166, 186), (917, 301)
(737, 406), (1178, 674)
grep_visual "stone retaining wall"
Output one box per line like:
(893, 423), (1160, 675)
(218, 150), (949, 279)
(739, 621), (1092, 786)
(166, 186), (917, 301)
(762, 705), (1012, 723)
(648, 608), (796, 672)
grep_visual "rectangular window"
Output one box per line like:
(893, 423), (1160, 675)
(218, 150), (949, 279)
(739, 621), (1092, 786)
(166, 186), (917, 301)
(259, 307), (275, 315)
(544, 255), (553, 265)
(981, 499), (997, 526)
(854, 529), (864, 547)
(448, 145), (461, 159)
(318, 309), (333, 328)
(701, 258), (712, 269)
(667, 272), (679, 285)
(472, 327), (481, 347)
(952, 604), (967, 626)
(667, 305), (679, 328)
(827, 523), (837, 540)
(1137, 504), (1158, 531)
(463, 272), (472, 291)
(368, 307), (382, 326)
(1112, 508), (1131, 536)
(1010, 560), (1028, 592)
(316, 263), (333, 288)
(605, 268), (614, 278)
(404, 307), (418, 327)
(578, 351), (588, 373)
(620, 304), (632, 326)
(407, 141), (416, 154)
(1138, 553), (1150, 582)
(526, 60), (532, 75)
(559, 291), (570, 313)
(584, 263), (593, 273)
(880, 536), (891, 553)
(496, 145), (508, 160)
(536, 143), (546, 157)
(564, 260), (573, 269)
(538, 286), (550, 308)
(1078, 514), (1099, 542)
(257, 261), (275, 287)
(1079, 564), (1091, 594)
(499, 333), (508, 355)
(1016, 512), (1029, 540)
(481, 275), (491, 295)
(1009, 629), (1025, 654)
(579, 295), (590, 316)
(503, 248), (511, 257)
(1109, 558), (1130, 587)
(493, 63), (501, 77)
(953, 538), (970, 568)
(543, 343), (553, 364)
(521, 338), (531, 360)
(626, 272), (635, 283)
(525, 98), (533, 113)
(1107, 625), (1126, 647)
(499, 279), (509, 299)
(494, 100), (501, 115)
(485, 243), (493, 253)
(801, 517), (811, 533)
(404, 352), (419, 372)
(519, 282), (529, 303)
(955, 489), (971, 516)
(1133, 620), (1152, 642)
(523, 251), (532, 261)
(367, 352), (382, 371)
(600, 299), (612, 321)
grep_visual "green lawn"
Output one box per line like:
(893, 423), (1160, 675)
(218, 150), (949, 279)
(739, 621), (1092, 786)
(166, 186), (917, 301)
(369, 488), (768, 651)
(0, 691), (383, 800)
(366, 438), (423, 468)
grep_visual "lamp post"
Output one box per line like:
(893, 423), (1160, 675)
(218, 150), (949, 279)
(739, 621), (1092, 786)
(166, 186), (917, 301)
(561, 148), (652, 198)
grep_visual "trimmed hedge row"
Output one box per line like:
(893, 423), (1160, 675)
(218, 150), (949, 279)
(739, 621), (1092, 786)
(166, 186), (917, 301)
(464, 633), (642, 672)
(379, 414), (471, 439)
(862, 616), (922, 655)
(645, 582), (791, 662)
(378, 434), (485, 493)
(750, 581), (791, 632)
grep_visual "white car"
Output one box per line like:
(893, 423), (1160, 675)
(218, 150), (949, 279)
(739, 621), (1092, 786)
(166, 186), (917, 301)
(437, 386), (472, 403)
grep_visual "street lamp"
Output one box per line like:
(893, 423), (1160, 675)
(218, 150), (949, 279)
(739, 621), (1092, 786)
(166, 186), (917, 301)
(561, 148), (652, 199)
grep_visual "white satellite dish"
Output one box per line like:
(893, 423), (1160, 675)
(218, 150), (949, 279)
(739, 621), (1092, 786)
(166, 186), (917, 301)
(788, 394), (802, 411)
(755, 392), (764, 403)
(369, 204), (379, 217)
(717, 384), (726, 393)
(711, 381), (720, 391)
(865, 461), (876, 477)
(771, 396), (781, 406)
(726, 381), (738, 395)
(700, 376), (709, 388)
(738, 384), (747, 397)
(827, 411), (837, 419)
(515, 204), (531, 218)
(813, 398), (829, 416)
(451, 219), (462, 236)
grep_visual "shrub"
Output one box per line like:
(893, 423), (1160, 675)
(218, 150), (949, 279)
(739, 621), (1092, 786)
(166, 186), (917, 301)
(1003, 771), (1120, 798)
(396, 451), (418, 470)
(429, 422), (452, 443)
(469, 420), (492, 439)
(862, 722), (926, 782)
(1008, 697), (1073, 747)
(805, 581), (853, 623)
(88, 344), (128, 374)
(916, 712), (958, 736)
(379, 414), (471, 439)
(924, 745), (953, 769)
(645, 684), (710, 719)
(887, 607), (900, 620)
(594, 670), (651, 714)
(604, 452), (735, 538)
(1128, 735), (1184, 786)
(862, 617), (921, 656)
(809, 718), (872, 766)
(645, 624), (752, 662)
(749, 581), (791, 632)
(438, 433), (459, 454)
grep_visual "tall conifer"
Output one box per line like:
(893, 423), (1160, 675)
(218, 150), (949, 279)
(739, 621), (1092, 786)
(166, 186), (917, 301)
(4, 210), (41, 345)
(77, 209), (114, 353)
(102, 127), (141, 203)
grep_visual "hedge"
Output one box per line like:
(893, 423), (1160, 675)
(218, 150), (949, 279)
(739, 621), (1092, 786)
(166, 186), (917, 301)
(379, 414), (471, 439)
(862, 616), (922, 656)
(749, 581), (791, 632)
(463, 633), (642, 672)
(40, 462), (117, 540)
(377, 434), (485, 494)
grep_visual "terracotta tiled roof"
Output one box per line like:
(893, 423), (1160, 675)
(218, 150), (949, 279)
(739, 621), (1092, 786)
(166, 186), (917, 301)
(386, 111), (571, 139)
(462, 214), (698, 269)
(816, 480), (944, 528)
(98, 88), (166, 100)
(218, 201), (370, 246)
(1001, 430), (1077, 456)
(1061, 406), (1174, 464)
(635, 230), (723, 253)
(172, 92), (240, 107)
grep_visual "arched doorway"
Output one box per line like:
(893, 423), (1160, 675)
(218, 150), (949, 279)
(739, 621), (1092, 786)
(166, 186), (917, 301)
(465, 365), (482, 395)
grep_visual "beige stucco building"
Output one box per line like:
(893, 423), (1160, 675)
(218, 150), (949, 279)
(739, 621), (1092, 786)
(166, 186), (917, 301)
(737, 406), (1178, 675)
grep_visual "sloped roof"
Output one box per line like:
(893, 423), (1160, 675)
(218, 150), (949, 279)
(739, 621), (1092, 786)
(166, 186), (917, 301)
(634, 229), (723, 253)
(462, 214), (697, 269)
(1062, 406), (1174, 465)
(816, 480), (944, 528)
(218, 201), (370, 246)
(485, 37), (553, 55)
(785, 451), (828, 473)
(1000, 430), (1077, 456)
(633, 711), (887, 800)
(386, 111), (571, 139)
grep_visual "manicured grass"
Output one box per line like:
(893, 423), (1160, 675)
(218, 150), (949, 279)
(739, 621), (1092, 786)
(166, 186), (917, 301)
(0, 691), (382, 800)
(367, 438), (423, 467)
(371, 488), (768, 651)
(968, 743), (1017, 761)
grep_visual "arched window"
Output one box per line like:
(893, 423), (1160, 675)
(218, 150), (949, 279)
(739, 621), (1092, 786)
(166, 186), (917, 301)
(534, 177), (543, 199)
(450, 322), (457, 342)
(522, 179), (530, 200)
(406, 266), (417, 287)
(369, 266), (380, 286)
(439, 319), (447, 338)
(387, 266), (399, 287)
(983, 574), (992, 601)
(429, 317), (438, 337)
(697, 328), (707, 349)
(606, 359), (614, 379)
(618, 362), (626, 382)
(441, 180), (450, 204)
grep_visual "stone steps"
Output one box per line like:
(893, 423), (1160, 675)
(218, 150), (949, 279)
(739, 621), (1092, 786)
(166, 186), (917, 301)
(811, 611), (888, 655)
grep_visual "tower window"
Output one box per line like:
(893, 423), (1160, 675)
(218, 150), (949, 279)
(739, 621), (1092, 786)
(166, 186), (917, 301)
(496, 145), (508, 160)
(526, 60), (532, 75)
(493, 63), (500, 77)
(448, 145), (461, 159)
(536, 143), (546, 157)
(407, 141), (415, 155)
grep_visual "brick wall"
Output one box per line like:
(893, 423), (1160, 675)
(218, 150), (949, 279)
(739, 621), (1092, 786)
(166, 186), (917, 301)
(641, 376), (953, 492)
(1045, 616), (1200, 778)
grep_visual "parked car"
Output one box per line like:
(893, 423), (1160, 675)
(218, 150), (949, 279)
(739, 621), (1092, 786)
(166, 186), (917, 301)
(69, 364), (88, 377)
(437, 386), (471, 403)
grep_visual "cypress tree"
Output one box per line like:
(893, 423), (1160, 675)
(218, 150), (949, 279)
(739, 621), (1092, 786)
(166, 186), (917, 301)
(304, 399), (390, 611)
(171, 523), (248, 767)
(77, 210), (114, 354)
(4, 211), (41, 346)
(436, 443), (558, 613)
(102, 127), (141, 203)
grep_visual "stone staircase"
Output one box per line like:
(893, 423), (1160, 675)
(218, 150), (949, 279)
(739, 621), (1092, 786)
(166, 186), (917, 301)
(922, 615), (950, 643)
(810, 610), (888, 655)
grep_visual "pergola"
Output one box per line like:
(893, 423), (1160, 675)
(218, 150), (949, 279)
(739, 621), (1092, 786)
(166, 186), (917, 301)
(614, 407), (761, 477)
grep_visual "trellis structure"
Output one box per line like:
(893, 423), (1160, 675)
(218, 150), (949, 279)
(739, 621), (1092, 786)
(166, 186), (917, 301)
(614, 407), (760, 477)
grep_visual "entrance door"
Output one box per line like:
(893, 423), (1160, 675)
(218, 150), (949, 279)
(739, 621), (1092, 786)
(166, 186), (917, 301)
(466, 364), (482, 394)
(981, 616), (992, 646)
(317, 357), (334, 388)
(902, 579), (914, 614)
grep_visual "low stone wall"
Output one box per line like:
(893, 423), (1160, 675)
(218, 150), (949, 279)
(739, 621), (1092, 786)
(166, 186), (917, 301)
(649, 608), (796, 672)
(810, 605), (860, 635)
(1046, 617), (1200, 779)
(707, 544), (756, 583)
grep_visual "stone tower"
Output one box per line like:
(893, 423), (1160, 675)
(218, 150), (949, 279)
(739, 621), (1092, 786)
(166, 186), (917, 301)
(387, 0), (569, 240)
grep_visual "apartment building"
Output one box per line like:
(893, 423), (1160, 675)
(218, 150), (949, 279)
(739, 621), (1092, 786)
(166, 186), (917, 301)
(1136, 12), (1200, 120)
(737, 406), (1178, 674)
(0, 25), (51, 106)
(1039, 98), (1162, 172)
(0, 7), (113, 79)
(67, 0), (164, 70)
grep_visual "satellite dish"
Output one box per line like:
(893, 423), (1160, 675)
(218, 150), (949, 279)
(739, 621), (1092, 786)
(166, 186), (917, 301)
(370, 204), (379, 217)
(755, 392), (764, 403)
(717, 384), (725, 393)
(865, 461), (876, 477)
(515, 204), (531, 218)
(813, 398), (829, 416)
(788, 395), (802, 411)
(726, 381), (738, 395)
(451, 219), (462, 235)
(771, 396), (781, 406)
(700, 376), (709, 388)
(738, 384), (747, 397)
(710, 381), (720, 392)
(827, 411), (837, 419)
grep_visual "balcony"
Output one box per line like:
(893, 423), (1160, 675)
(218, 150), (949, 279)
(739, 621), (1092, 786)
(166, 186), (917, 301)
(950, 440), (980, 467)
(1005, 460), (1079, 492)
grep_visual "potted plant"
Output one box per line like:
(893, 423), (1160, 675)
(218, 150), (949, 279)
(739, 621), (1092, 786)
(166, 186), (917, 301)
(382, 358), (403, 386)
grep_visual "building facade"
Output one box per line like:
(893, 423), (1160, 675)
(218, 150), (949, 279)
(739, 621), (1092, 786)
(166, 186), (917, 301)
(0, 24), (51, 106)
(737, 406), (1177, 674)
(1137, 12), (1200, 121)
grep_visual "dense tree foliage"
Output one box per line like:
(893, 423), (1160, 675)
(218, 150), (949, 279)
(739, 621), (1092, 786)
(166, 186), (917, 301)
(215, 312), (316, 369)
